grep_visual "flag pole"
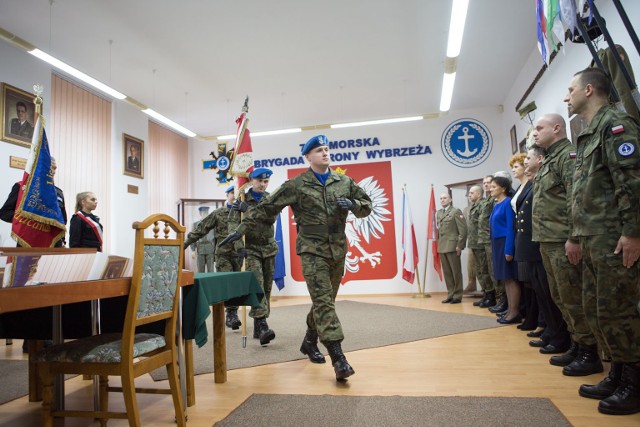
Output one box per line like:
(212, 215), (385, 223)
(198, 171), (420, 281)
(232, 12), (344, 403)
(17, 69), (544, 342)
(416, 185), (434, 299)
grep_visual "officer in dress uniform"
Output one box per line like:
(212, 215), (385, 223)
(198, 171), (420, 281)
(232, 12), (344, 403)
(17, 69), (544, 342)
(436, 193), (467, 304)
(184, 186), (242, 329)
(220, 135), (372, 381)
(227, 167), (279, 346)
(565, 67), (640, 415)
(191, 206), (215, 273)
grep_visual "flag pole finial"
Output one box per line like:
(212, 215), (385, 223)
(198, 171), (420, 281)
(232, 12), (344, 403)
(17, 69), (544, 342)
(242, 96), (249, 113)
(33, 84), (44, 116)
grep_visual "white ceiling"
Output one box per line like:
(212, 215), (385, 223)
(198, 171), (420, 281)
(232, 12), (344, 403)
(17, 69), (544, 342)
(0, 0), (537, 138)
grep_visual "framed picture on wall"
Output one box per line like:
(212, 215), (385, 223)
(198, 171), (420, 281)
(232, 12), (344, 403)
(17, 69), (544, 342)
(509, 125), (518, 154)
(123, 133), (144, 179)
(1, 83), (38, 148)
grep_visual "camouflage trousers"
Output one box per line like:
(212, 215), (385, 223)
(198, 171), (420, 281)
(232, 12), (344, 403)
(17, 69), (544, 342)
(216, 253), (242, 311)
(482, 243), (500, 295)
(539, 242), (597, 346)
(300, 253), (345, 344)
(581, 235), (640, 363)
(197, 252), (215, 273)
(246, 254), (275, 320)
(472, 247), (489, 291)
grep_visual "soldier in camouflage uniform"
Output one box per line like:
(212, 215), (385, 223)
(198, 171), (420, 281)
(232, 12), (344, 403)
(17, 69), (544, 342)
(184, 186), (242, 330)
(564, 68), (640, 415)
(220, 135), (372, 381)
(191, 206), (215, 273)
(531, 113), (602, 374)
(477, 176), (499, 309)
(228, 168), (279, 346)
(466, 185), (487, 306)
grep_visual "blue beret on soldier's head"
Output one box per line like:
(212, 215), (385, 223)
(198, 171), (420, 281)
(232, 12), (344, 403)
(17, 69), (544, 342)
(249, 168), (273, 179)
(301, 134), (329, 155)
(224, 185), (235, 194)
(198, 206), (209, 213)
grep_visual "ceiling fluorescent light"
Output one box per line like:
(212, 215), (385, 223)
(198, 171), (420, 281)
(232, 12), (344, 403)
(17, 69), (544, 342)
(29, 48), (126, 100)
(440, 72), (456, 112)
(330, 116), (423, 129)
(217, 127), (301, 140)
(446, 0), (469, 57)
(142, 109), (197, 137)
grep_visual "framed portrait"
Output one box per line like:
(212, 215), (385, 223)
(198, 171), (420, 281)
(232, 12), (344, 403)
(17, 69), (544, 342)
(1, 83), (38, 148)
(509, 125), (518, 154)
(123, 133), (144, 179)
(100, 256), (130, 280)
(569, 114), (588, 144)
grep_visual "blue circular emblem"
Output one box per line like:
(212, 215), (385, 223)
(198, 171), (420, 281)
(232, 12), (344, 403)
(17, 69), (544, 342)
(618, 142), (635, 157)
(441, 118), (492, 168)
(217, 156), (230, 171)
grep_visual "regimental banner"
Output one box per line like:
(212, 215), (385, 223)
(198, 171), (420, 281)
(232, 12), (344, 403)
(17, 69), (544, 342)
(287, 161), (397, 284)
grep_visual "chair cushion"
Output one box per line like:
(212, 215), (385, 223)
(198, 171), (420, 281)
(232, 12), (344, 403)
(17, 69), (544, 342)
(35, 333), (166, 363)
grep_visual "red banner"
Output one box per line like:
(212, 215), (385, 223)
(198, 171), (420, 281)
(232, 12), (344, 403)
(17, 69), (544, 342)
(287, 161), (397, 284)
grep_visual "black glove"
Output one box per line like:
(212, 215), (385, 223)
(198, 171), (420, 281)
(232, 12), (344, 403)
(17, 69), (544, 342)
(218, 231), (242, 247)
(232, 200), (249, 213)
(336, 197), (355, 211)
(236, 247), (247, 260)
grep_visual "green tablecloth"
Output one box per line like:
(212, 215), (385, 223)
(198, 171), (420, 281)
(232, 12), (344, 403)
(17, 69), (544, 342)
(182, 271), (263, 347)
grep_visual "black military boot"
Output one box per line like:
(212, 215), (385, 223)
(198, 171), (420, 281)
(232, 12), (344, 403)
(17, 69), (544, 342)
(225, 309), (241, 330)
(488, 296), (508, 313)
(550, 341), (578, 367)
(300, 329), (326, 364)
(473, 291), (486, 307)
(325, 341), (355, 381)
(255, 317), (275, 346)
(580, 363), (623, 400)
(562, 344), (604, 376)
(598, 363), (640, 415)
(253, 318), (260, 339)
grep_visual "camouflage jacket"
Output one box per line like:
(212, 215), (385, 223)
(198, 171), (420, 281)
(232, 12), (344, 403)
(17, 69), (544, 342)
(467, 200), (482, 249)
(235, 168), (372, 259)
(184, 205), (235, 255)
(572, 105), (640, 237)
(476, 196), (495, 245)
(229, 190), (279, 258)
(190, 220), (215, 254)
(532, 138), (576, 242)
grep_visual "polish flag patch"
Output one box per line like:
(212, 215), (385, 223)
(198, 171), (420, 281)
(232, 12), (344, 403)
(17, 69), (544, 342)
(569, 151), (577, 159)
(612, 124), (625, 134)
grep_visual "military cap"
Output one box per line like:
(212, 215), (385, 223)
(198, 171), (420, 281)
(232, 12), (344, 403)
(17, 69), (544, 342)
(301, 134), (329, 155)
(249, 168), (273, 179)
(198, 206), (209, 213)
(225, 185), (235, 193)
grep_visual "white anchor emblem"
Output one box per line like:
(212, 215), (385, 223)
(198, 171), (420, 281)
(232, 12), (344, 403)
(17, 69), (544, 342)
(618, 142), (635, 157)
(456, 127), (478, 157)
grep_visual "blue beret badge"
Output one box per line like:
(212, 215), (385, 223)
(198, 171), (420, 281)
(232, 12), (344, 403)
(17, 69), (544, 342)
(301, 134), (329, 155)
(225, 185), (235, 193)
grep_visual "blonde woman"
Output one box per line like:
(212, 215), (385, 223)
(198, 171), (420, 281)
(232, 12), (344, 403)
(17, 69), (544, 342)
(69, 191), (103, 251)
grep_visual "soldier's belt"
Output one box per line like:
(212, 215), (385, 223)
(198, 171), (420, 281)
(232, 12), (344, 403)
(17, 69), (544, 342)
(298, 224), (344, 234)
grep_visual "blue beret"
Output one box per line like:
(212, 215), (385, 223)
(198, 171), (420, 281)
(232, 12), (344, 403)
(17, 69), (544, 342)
(250, 168), (272, 179)
(301, 134), (329, 155)
(198, 206), (209, 212)
(224, 185), (235, 193)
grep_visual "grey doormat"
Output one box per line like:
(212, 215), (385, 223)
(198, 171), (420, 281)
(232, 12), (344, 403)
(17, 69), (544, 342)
(0, 360), (29, 405)
(214, 394), (572, 427)
(151, 300), (502, 381)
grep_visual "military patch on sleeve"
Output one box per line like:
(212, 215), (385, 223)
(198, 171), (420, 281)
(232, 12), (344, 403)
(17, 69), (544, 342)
(612, 124), (625, 134)
(617, 141), (636, 157)
(569, 151), (576, 159)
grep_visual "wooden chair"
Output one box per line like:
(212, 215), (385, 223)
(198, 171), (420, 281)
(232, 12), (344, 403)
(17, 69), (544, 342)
(36, 214), (186, 427)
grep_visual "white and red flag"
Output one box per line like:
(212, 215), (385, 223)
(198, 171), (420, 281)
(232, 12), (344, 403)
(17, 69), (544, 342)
(427, 186), (443, 281)
(401, 188), (419, 284)
(229, 97), (254, 192)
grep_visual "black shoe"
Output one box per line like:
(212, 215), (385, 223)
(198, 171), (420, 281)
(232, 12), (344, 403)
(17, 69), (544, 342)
(254, 317), (275, 346)
(498, 315), (522, 325)
(598, 363), (640, 415)
(225, 309), (242, 330)
(495, 309), (508, 317)
(441, 298), (453, 304)
(580, 363), (623, 400)
(299, 329), (326, 364)
(478, 292), (496, 308)
(473, 293), (485, 307)
(562, 344), (603, 376)
(449, 298), (462, 304)
(540, 344), (566, 354)
(488, 298), (508, 313)
(529, 339), (546, 348)
(527, 329), (544, 338)
(550, 341), (578, 367)
(325, 341), (355, 382)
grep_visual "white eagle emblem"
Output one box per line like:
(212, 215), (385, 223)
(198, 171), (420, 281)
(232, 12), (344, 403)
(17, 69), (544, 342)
(344, 176), (391, 274)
